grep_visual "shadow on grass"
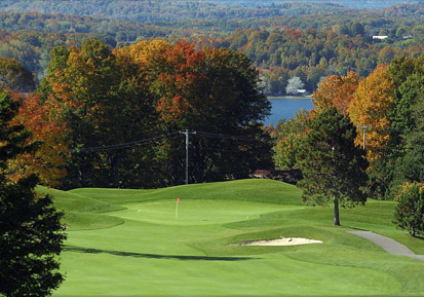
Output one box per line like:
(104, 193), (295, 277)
(344, 226), (370, 231)
(64, 245), (256, 261)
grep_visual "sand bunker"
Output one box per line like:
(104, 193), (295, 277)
(239, 237), (323, 246)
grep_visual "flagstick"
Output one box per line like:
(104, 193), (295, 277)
(175, 197), (180, 220)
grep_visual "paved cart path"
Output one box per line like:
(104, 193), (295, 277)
(348, 231), (424, 262)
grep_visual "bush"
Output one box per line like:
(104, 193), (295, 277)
(393, 182), (424, 237)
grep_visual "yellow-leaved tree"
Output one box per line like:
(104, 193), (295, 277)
(348, 64), (395, 161)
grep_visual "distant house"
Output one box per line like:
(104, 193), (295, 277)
(252, 170), (271, 178)
(372, 36), (388, 40)
(296, 89), (308, 95)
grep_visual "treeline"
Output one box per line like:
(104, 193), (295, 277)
(0, 11), (173, 38)
(2, 0), (424, 32)
(0, 1), (358, 23)
(2, 0), (423, 24)
(4, 39), (272, 189)
(273, 55), (424, 201)
(3, 2), (424, 34)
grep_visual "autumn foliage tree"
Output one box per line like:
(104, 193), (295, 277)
(348, 64), (395, 161)
(8, 93), (69, 187)
(312, 71), (359, 115)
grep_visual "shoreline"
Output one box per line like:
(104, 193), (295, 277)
(267, 95), (313, 100)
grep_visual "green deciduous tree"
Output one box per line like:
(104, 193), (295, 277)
(393, 182), (424, 237)
(376, 56), (424, 199)
(394, 95), (424, 185)
(271, 109), (309, 169)
(297, 107), (368, 225)
(0, 90), (66, 297)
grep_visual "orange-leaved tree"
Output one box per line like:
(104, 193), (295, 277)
(313, 71), (359, 115)
(117, 40), (209, 126)
(8, 93), (70, 187)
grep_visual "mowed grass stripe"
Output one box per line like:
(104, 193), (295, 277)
(55, 252), (401, 297)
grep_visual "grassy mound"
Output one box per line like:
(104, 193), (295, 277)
(40, 179), (424, 297)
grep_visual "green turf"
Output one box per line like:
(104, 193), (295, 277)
(43, 179), (424, 296)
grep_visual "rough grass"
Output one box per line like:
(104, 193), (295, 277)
(42, 179), (424, 297)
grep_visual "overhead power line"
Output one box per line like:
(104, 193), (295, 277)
(195, 131), (265, 142)
(79, 131), (181, 152)
(75, 129), (269, 186)
(78, 130), (267, 153)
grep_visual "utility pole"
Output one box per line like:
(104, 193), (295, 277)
(185, 129), (189, 185)
(180, 130), (196, 185)
(357, 125), (369, 150)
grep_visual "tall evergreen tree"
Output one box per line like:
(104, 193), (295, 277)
(297, 107), (368, 225)
(0, 91), (66, 297)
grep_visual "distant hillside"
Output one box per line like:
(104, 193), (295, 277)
(0, 0), (417, 20)
(0, 0), (361, 24)
(378, 2), (424, 17)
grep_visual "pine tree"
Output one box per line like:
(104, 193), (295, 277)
(0, 91), (66, 297)
(297, 107), (368, 226)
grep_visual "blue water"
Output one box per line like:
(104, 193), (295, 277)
(264, 98), (314, 126)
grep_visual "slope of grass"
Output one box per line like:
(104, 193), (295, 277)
(37, 186), (125, 230)
(69, 179), (303, 205)
(37, 185), (124, 214)
(41, 179), (424, 297)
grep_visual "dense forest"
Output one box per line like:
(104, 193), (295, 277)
(2, 1), (424, 94)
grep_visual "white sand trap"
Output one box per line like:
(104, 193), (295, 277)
(239, 237), (323, 246)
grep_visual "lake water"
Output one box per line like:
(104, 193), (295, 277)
(264, 97), (314, 126)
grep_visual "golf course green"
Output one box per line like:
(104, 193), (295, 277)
(39, 179), (424, 296)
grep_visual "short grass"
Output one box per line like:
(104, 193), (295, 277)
(43, 179), (424, 297)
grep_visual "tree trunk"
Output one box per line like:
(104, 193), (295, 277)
(110, 153), (120, 187)
(334, 196), (340, 226)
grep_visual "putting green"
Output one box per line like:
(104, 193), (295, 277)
(109, 199), (303, 225)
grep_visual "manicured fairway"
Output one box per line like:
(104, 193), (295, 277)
(39, 179), (424, 296)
